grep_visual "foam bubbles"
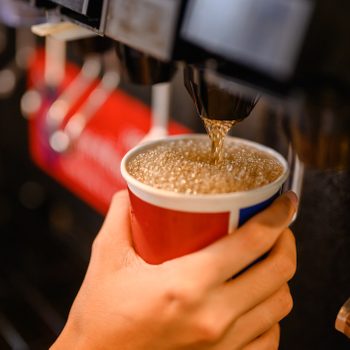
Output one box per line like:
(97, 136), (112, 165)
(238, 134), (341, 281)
(127, 138), (283, 194)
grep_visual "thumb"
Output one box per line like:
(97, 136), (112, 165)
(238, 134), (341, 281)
(95, 190), (133, 253)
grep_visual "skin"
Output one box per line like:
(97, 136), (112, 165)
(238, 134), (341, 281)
(51, 190), (298, 350)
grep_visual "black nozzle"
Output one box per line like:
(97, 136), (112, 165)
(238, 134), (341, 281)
(184, 65), (259, 121)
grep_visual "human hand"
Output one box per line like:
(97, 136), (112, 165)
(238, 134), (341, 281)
(51, 190), (298, 350)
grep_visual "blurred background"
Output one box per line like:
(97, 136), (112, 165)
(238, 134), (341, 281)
(0, 2), (349, 349)
(0, 24), (102, 349)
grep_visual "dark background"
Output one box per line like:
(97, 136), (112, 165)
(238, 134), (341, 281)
(0, 25), (349, 349)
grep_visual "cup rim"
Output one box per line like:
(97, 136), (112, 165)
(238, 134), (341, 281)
(121, 134), (289, 200)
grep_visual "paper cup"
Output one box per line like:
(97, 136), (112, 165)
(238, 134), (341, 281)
(121, 134), (288, 264)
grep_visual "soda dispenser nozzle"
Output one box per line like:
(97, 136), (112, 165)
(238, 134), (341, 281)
(184, 65), (259, 122)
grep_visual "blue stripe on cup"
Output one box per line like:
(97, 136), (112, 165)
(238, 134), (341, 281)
(239, 192), (280, 226)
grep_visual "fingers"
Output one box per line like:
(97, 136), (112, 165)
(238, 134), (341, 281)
(173, 192), (297, 286)
(212, 284), (289, 350)
(241, 324), (280, 350)
(193, 284), (289, 349)
(214, 229), (296, 325)
(92, 190), (134, 261)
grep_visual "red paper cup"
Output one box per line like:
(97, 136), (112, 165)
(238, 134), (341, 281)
(121, 134), (288, 264)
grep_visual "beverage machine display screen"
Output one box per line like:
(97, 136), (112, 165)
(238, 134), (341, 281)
(181, 0), (313, 80)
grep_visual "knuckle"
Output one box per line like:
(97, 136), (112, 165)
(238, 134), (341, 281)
(278, 287), (294, 317)
(244, 223), (272, 252)
(162, 283), (200, 310)
(271, 253), (296, 281)
(194, 318), (224, 344)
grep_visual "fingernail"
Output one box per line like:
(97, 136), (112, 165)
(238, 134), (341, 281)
(285, 191), (299, 207)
